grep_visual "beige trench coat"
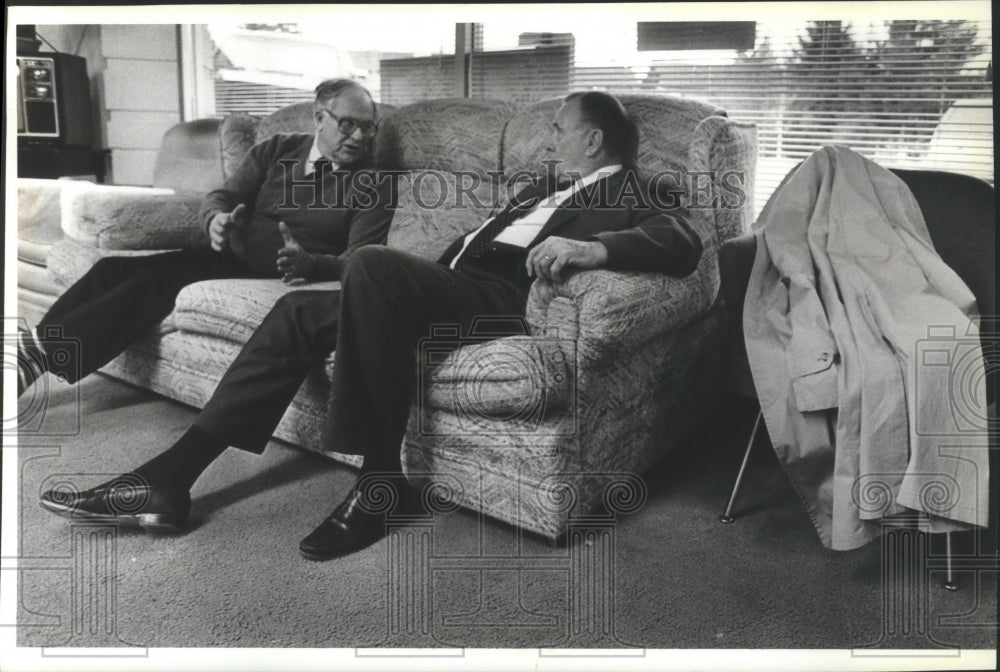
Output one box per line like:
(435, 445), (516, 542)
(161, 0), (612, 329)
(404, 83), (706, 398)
(744, 146), (990, 550)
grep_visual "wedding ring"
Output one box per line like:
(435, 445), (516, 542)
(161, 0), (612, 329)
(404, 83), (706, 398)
(543, 255), (552, 261)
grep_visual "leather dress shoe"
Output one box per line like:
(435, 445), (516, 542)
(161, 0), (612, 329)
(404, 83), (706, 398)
(299, 478), (418, 561)
(39, 476), (190, 533)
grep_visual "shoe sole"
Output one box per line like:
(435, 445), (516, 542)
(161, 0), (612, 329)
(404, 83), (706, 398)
(39, 499), (185, 534)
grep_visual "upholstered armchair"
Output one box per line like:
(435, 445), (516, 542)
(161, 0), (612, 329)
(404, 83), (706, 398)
(401, 95), (758, 540)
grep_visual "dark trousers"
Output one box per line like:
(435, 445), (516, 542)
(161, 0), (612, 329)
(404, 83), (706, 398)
(194, 246), (526, 465)
(38, 248), (267, 382)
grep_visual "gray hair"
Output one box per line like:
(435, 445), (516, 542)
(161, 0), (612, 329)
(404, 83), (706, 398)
(313, 78), (377, 117)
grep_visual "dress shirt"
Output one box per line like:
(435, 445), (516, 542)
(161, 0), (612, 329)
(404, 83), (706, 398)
(450, 165), (623, 269)
(304, 137), (339, 176)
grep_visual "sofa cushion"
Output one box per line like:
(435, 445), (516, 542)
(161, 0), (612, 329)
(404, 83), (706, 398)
(171, 278), (341, 344)
(386, 171), (494, 260)
(375, 99), (519, 176)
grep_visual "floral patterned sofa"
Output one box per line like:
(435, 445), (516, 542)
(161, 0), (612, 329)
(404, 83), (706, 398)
(29, 94), (757, 540)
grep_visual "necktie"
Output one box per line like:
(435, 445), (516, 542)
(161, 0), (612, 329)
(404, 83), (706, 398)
(455, 181), (560, 268)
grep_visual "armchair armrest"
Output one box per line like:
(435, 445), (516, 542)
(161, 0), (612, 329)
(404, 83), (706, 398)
(526, 268), (718, 366)
(61, 185), (209, 251)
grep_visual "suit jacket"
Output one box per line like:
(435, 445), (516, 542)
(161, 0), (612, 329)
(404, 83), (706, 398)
(436, 170), (703, 297)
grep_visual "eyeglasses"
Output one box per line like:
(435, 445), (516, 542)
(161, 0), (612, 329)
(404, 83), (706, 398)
(320, 108), (378, 138)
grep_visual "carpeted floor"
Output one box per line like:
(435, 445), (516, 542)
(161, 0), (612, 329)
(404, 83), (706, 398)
(14, 374), (997, 652)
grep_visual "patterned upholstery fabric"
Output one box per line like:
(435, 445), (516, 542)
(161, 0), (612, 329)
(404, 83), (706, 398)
(219, 114), (260, 180)
(502, 94), (724, 179)
(386, 170), (495, 260)
(255, 102), (314, 142)
(690, 115), (759, 241)
(375, 99), (519, 176)
(43, 94), (758, 541)
(46, 236), (173, 290)
(172, 279), (341, 344)
(253, 101), (395, 155)
(421, 335), (576, 417)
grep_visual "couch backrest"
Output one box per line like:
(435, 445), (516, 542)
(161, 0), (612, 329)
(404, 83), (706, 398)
(207, 94), (757, 277)
(501, 94), (724, 179)
(380, 99), (522, 260)
(375, 98), (521, 176)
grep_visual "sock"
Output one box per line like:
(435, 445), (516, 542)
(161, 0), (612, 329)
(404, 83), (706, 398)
(358, 451), (403, 478)
(131, 425), (228, 491)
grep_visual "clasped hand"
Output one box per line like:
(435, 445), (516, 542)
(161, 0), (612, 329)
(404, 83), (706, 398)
(525, 236), (609, 283)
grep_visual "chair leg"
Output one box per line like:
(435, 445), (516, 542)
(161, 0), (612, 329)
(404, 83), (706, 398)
(943, 531), (958, 591)
(719, 409), (762, 524)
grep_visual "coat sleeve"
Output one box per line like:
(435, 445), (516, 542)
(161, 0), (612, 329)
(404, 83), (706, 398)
(590, 205), (703, 277)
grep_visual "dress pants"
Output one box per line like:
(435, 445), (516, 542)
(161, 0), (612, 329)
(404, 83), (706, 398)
(38, 248), (269, 383)
(194, 246), (527, 466)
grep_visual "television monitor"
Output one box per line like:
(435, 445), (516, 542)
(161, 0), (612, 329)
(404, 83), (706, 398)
(17, 52), (94, 148)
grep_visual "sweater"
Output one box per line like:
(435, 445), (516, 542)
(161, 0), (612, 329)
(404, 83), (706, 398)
(198, 133), (394, 279)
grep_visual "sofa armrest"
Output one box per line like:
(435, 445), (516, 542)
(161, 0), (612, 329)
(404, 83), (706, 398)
(526, 268), (717, 366)
(61, 185), (209, 251)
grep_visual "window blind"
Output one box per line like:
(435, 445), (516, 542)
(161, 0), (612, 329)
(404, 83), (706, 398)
(214, 80), (315, 117)
(467, 19), (993, 214)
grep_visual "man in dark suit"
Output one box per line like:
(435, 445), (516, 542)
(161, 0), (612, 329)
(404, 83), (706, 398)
(17, 78), (393, 396)
(41, 91), (703, 561)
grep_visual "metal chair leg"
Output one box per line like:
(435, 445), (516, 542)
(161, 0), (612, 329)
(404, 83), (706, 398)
(719, 409), (762, 524)
(943, 531), (958, 591)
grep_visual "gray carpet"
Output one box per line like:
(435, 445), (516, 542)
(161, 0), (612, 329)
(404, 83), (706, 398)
(14, 374), (997, 653)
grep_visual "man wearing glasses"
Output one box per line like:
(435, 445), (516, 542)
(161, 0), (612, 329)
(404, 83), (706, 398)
(17, 78), (394, 397)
